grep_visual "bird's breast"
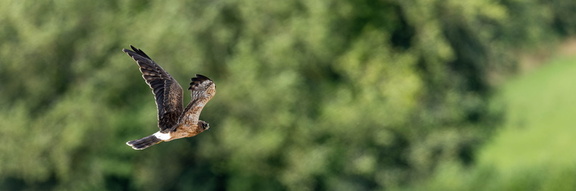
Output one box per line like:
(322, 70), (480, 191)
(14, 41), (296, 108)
(171, 124), (199, 139)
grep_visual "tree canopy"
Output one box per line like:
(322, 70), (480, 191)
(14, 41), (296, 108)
(0, 0), (575, 190)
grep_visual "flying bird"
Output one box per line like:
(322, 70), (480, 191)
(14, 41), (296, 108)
(123, 45), (216, 150)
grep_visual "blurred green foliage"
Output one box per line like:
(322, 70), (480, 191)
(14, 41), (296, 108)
(0, 0), (575, 190)
(403, 54), (576, 191)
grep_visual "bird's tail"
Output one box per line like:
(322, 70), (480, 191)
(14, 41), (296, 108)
(126, 135), (163, 150)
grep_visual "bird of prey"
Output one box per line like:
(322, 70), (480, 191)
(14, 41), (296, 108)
(123, 45), (216, 150)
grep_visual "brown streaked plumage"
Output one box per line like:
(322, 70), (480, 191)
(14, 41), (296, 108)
(123, 45), (216, 150)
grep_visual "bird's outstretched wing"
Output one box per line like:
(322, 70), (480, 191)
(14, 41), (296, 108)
(180, 74), (216, 125)
(123, 45), (183, 132)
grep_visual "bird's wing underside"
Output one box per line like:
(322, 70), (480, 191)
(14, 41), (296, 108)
(123, 45), (183, 132)
(180, 74), (215, 126)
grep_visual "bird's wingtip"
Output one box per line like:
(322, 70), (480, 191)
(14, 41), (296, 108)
(192, 74), (211, 81)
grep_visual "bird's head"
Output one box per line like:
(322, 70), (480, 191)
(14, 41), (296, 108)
(198, 120), (210, 132)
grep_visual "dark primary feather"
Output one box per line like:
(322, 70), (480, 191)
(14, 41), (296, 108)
(122, 46), (184, 132)
(129, 45), (152, 59)
(189, 74), (211, 90)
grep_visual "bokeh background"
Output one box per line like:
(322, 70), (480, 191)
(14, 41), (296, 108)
(1, 0), (576, 190)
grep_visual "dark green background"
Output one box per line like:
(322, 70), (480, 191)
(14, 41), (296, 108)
(1, 0), (575, 190)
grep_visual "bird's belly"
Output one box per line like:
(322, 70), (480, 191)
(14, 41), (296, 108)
(169, 125), (198, 140)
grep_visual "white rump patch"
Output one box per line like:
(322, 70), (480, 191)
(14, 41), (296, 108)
(153, 131), (171, 141)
